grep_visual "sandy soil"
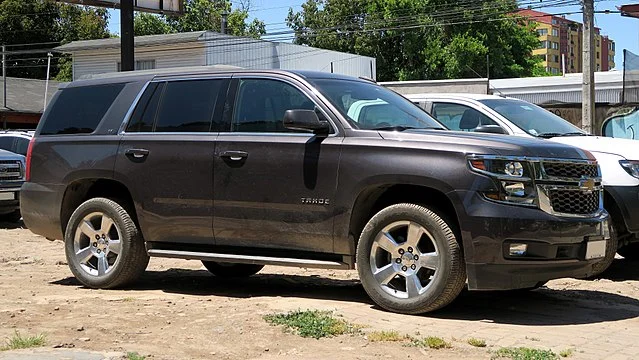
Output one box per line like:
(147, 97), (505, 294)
(1, 224), (639, 359)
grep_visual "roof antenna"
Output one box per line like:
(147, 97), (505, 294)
(465, 64), (506, 97)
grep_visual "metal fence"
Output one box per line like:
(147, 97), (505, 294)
(623, 50), (639, 104)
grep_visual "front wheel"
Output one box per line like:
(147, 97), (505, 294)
(65, 198), (149, 289)
(356, 203), (466, 314)
(202, 261), (264, 277)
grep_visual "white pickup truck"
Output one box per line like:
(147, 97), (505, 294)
(407, 93), (639, 275)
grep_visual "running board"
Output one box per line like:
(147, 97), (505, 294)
(147, 249), (350, 270)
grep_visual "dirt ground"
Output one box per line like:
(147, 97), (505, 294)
(1, 223), (639, 360)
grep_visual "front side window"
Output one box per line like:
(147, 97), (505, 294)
(231, 79), (316, 133)
(431, 103), (497, 132)
(41, 83), (125, 135)
(15, 138), (29, 156)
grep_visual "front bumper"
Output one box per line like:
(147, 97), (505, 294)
(0, 187), (21, 215)
(605, 185), (639, 235)
(452, 191), (610, 290)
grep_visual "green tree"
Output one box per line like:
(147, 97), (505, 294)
(287, 0), (542, 81)
(0, 0), (110, 80)
(135, 0), (266, 38)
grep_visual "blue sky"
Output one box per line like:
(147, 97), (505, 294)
(108, 0), (639, 69)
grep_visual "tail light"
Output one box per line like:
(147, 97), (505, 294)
(25, 138), (35, 182)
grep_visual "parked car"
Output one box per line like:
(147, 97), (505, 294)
(0, 149), (25, 222)
(0, 130), (33, 156)
(22, 68), (609, 314)
(407, 93), (639, 273)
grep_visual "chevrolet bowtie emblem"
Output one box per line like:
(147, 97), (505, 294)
(579, 177), (596, 192)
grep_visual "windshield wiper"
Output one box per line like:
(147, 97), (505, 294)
(560, 132), (592, 137)
(372, 126), (444, 132)
(536, 132), (563, 139)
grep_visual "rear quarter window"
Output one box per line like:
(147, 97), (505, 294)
(40, 83), (125, 135)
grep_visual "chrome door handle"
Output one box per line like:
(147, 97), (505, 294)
(220, 151), (248, 161)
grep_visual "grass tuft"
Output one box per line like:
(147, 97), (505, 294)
(493, 347), (558, 360)
(467, 338), (487, 347)
(263, 310), (357, 339)
(368, 330), (409, 342)
(127, 352), (146, 360)
(559, 348), (574, 358)
(410, 336), (452, 349)
(0, 331), (46, 351)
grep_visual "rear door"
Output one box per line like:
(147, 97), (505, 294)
(114, 76), (229, 245)
(213, 76), (342, 253)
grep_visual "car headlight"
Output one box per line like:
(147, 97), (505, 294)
(620, 160), (639, 179)
(468, 156), (537, 206)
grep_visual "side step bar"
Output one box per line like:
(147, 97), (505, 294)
(147, 249), (351, 270)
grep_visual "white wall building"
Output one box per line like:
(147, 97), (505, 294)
(55, 31), (377, 81)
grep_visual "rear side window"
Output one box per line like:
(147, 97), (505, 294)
(155, 80), (224, 132)
(40, 84), (125, 135)
(0, 137), (14, 152)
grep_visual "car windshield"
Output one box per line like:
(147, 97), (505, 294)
(479, 99), (585, 138)
(311, 78), (445, 131)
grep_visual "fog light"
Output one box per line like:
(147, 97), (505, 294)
(505, 162), (524, 177)
(509, 243), (528, 257)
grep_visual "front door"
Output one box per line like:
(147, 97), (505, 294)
(213, 76), (342, 253)
(114, 77), (229, 245)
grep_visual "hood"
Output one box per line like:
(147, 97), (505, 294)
(379, 130), (592, 160)
(550, 136), (639, 160)
(0, 149), (25, 162)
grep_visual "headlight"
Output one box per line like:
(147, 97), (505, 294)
(468, 156), (537, 206)
(620, 160), (639, 179)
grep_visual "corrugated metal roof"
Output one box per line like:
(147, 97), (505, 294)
(0, 77), (61, 114)
(490, 71), (624, 104)
(55, 31), (214, 52)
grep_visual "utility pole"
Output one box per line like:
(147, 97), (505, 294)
(120, 0), (135, 71)
(221, 10), (228, 34)
(582, 0), (595, 134)
(2, 45), (6, 110)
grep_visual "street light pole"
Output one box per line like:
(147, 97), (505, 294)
(582, 0), (595, 134)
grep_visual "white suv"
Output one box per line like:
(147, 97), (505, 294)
(407, 93), (639, 274)
(0, 131), (33, 156)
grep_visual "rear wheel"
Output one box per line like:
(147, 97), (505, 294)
(65, 198), (149, 289)
(201, 261), (264, 277)
(356, 203), (466, 314)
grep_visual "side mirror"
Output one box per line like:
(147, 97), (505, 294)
(474, 125), (507, 134)
(283, 109), (330, 135)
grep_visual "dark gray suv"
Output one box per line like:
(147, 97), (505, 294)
(21, 68), (610, 314)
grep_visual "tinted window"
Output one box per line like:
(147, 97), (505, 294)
(232, 79), (316, 133)
(127, 82), (162, 133)
(154, 80), (223, 132)
(41, 84), (125, 135)
(0, 137), (14, 152)
(15, 138), (29, 156)
(432, 103), (497, 132)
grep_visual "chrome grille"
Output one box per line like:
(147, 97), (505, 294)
(549, 189), (600, 215)
(0, 161), (22, 181)
(543, 162), (599, 178)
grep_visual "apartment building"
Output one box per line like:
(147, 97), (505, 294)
(519, 9), (615, 75)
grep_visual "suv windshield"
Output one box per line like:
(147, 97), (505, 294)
(479, 99), (585, 138)
(311, 79), (445, 131)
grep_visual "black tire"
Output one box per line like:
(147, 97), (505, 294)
(1, 210), (21, 223)
(589, 222), (618, 277)
(618, 242), (639, 260)
(202, 261), (264, 277)
(65, 197), (149, 289)
(356, 203), (466, 314)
